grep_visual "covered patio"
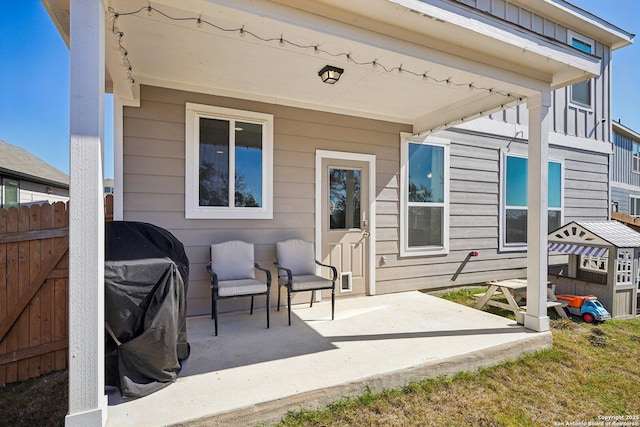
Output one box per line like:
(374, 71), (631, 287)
(39, 0), (609, 425)
(106, 292), (551, 426)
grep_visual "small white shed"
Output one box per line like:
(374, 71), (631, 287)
(548, 221), (640, 319)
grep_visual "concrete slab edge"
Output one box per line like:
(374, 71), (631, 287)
(176, 331), (552, 427)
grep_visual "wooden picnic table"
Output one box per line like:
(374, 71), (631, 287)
(474, 279), (568, 322)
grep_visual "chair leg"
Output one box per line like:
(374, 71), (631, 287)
(266, 292), (270, 329)
(277, 284), (281, 312)
(331, 286), (335, 320)
(250, 295), (254, 315)
(309, 290), (314, 307)
(287, 288), (292, 326)
(213, 293), (219, 336)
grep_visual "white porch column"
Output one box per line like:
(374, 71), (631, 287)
(66, 0), (107, 426)
(114, 97), (124, 220)
(525, 91), (551, 333)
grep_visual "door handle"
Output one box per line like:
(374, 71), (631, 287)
(363, 231), (370, 238)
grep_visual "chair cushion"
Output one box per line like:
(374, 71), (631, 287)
(211, 240), (255, 281)
(217, 279), (267, 297)
(279, 274), (333, 291)
(276, 239), (316, 275)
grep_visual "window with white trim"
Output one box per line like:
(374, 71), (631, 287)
(1, 178), (19, 209)
(185, 103), (273, 219)
(400, 134), (449, 256)
(568, 31), (594, 108)
(632, 141), (640, 174)
(630, 195), (640, 217)
(501, 154), (563, 250)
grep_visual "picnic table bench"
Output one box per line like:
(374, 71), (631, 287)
(474, 279), (568, 323)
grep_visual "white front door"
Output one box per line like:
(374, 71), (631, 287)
(317, 152), (375, 296)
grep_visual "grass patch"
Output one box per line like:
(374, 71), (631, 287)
(0, 370), (67, 427)
(276, 291), (640, 427)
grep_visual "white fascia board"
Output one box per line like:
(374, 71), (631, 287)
(613, 121), (640, 142)
(453, 117), (613, 155)
(388, 0), (600, 76)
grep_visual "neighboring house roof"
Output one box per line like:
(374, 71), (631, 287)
(613, 121), (640, 142)
(0, 140), (70, 189)
(549, 220), (640, 248)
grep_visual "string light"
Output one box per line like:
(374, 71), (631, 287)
(107, 4), (523, 106)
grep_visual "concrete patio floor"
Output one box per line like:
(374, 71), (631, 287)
(106, 291), (552, 426)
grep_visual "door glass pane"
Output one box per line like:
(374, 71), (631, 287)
(329, 168), (361, 229)
(235, 122), (262, 207)
(199, 118), (229, 206)
(408, 206), (442, 247)
(408, 143), (444, 203)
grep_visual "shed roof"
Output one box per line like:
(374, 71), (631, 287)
(0, 140), (69, 188)
(548, 221), (640, 248)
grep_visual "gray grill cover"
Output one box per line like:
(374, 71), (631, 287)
(105, 221), (190, 398)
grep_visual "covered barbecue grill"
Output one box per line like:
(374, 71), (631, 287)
(105, 221), (190, 398)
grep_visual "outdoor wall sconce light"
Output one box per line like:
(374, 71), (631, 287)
(318, 65), (344, 84)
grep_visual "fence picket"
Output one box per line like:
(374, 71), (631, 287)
(0, 208), (7, 386)
(5, 207), (19, 383)
(0, 202), (70, 385)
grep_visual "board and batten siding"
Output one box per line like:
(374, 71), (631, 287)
(123, 85), (610, 316)
(457, 0), (611, 142)
(612, 129), (640, 186)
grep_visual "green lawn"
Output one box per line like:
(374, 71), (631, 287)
(275, 289), (640, 427)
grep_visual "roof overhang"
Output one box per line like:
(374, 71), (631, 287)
(42, 0), (632, 133)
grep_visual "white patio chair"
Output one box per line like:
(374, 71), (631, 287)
(274, 239), (337, 325)
(207, 240), (271, 336)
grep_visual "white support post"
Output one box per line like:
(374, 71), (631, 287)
(525, 91), (551, 333)
(66, 0), (108, 426)
(114, 97), (124, 220)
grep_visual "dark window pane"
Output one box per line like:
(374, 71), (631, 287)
(408, 206), (442, 247)
(330, 168), (361, 229)
(548, 210), (561, 233)
(571, 80), (591, 106)
(235, 122), (262, 207)
(3, 179), (18, 208)
(506, 209), (527, 244)
(199, 118), (229, 206)
(408, 143), (444, 203)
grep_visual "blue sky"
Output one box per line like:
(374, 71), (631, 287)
(0, 1), (638, 177)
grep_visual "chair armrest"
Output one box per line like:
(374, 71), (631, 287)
(206, 262), (218, 287)
(273, 262), (293, 283)
(254, 263), (272, 286)
(315, 260), (338, 281)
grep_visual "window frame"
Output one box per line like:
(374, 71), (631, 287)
(499, 151), (564, 252)
(630, 195), (640, 217)
(400, 133), (450, 257)
(567, 30), (595, 110)
(1, 178), (19, 209)
(185, 103), (273, 219)
(632, 141), (640, 174)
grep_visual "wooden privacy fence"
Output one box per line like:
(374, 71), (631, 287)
(0, 202), (69, 386)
